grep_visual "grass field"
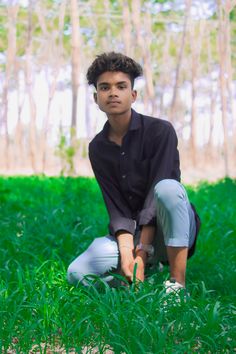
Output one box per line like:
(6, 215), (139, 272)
(0, 176), (235, 353)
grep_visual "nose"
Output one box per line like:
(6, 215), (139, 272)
(109, 86), (118, 96)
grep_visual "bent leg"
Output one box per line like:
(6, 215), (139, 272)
(154, 179), (196, 286)
(67, 235), (119, 286)
(166, 247), (188, 286)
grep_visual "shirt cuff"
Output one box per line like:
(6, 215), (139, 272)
(138, 208), (156, 226)
(109, 217), (136, 236)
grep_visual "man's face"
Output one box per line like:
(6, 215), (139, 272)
(94, 71), (137, 116)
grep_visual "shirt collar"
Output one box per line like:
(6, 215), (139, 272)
(129, 109), (142, 131)
(101, 108), (141, 141)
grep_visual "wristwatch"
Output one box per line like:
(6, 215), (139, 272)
(136, 243), (154, 257)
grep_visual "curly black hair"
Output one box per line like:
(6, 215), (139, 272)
(86, 52), (143, 88)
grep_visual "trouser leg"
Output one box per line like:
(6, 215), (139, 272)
(67, 235), (119, 285)
(146, 179), (196, 264)
(154, 179), (196, 250)
(153, 179), (197, 284)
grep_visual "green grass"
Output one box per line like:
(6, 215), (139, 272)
(0, 176), (235, 353)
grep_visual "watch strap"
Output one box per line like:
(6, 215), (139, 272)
(136, 243), (154, 257)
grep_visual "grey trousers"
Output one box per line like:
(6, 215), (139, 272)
(67, 179), (196, 285)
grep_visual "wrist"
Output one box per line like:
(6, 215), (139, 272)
(119, 245), (134, 253)
(119, 245), (133, 249)
(140, 226), (155, 244)
(119, 246), (134, 259)
(135, 250), (148, 263)
(135, 242), (154, 258)
(117, 232), (134, 250)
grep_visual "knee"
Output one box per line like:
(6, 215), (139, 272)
(67, 260), (83, 284)
(67, 252), (94, 285)
(67, 236), (118, 285)
(154, 179), (185, 209)
(88, 236), (118, 258)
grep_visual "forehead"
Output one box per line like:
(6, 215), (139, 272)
(97, 71), (131, 85)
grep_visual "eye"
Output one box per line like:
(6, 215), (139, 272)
(118, 85), (126, 90)
(100, 86), (109, 91)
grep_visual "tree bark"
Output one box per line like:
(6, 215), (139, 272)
(131, 0), (155, 114)
(158, 32), (171, 118)
(1, 3), (19, 169)
(189, 19), (205, 165)
(169, 0), (191, 123)
(15, 67), (26, 170)
(206, 30), (217, 161)
(225, 1), (236, 162)
(70, 0), (81, 134)
(122, 1), (133, 57)
(217, 0), (234, 177)
(40, 0), (67, 172)
(25, 0), (38, 173)
(104, 0), (112, 50)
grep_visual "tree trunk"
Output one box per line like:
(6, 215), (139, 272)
(1, 3), (19, 170)
(104, 0), (112, 50)
(158, 33), (171, 118)
(131, 0), (155, 114)
(85, 84), (92, 138)
(15, 66), (26, 170)
(217, 0), (234, 177)
(40, 0), (66, 172)
(70, 0), (81, 134)
(206, 31), (217, 162)
(25, 0), (38, 173)
(169, 0), (191, 123)
(122, 1), (133, 57)
(225, 1), (236, 162)
(189, 20), (205, 165)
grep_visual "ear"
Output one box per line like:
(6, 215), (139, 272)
(131, 90), (137, 103)
(93, 92), (98, 104)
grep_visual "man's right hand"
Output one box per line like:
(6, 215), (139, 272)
(116, 231), (135, 283)
(120, 249), (135, 283)
(116, 231), (148, 283)
(120, 251), (146, 283)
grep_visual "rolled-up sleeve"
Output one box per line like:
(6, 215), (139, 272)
(89, 146), (136, 236)
(138, 123), (180, 226)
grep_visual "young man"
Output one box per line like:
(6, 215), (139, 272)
(67, 52), (200, 293)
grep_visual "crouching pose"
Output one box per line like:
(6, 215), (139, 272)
(67, 52), (200, 293)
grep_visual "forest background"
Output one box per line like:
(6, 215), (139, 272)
(0, 0), (236, 183)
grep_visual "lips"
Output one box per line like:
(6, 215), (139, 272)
(107, 101), (121, 104)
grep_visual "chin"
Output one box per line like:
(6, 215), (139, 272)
(105, 108), (124, 115)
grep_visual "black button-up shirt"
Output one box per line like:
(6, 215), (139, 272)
(89, 109), (181, 236)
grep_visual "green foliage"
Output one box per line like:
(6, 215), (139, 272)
(55, 129), (80, 176)
(230, 6), (236, 21)
(0, 8), (7, 53)
(0, 177), (235, 352)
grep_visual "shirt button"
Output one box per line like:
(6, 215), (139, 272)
(121, 151), (125, 156)
(122, 174), (127, 179)
(128, 195), (133, 200)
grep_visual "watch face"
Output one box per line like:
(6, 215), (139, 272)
(136, 243), (154, 257)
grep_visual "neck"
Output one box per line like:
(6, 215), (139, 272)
(107, 109), (132, 138)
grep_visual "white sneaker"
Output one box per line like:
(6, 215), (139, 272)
(163, 279), (188, 305)
(164, 279), (185, 294)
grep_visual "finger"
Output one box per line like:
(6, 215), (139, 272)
(136, 272), (145, 282)
(125, 271), (133, 283)
(120, 268), (133, 284)
(122, 265), (133, 278)
(133, 263), (145, 282)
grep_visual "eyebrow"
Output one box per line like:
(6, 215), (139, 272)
(98, 81), (128, 87)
